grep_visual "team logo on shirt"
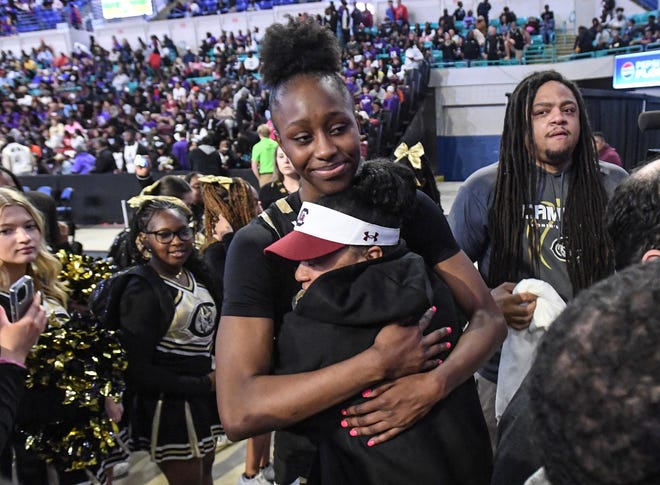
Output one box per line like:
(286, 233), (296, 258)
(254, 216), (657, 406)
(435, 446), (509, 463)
(550, 237), (567, 262)
(295, 208), (309, 226)
(189, 302), (216, 337)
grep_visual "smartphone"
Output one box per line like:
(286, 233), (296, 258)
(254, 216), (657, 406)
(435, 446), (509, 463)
(0, 275), (35, 322)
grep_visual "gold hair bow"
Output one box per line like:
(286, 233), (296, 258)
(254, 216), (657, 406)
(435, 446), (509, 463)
(197, 175), (234, 191)
(140, 179), (162, 196)
(127, 195), (192, 215)
(394, 142), (425, 170)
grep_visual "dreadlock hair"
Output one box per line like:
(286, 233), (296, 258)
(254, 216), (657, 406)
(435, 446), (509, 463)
(529, 261), (660, 485)
(200, 177), (259, 250)
(488, 70), (613, 295)
(260, 16), (353, 126)
(318, 159), (417, 229)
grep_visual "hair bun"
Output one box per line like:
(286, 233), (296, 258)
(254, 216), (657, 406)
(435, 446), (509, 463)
(260, 17), (341, 87)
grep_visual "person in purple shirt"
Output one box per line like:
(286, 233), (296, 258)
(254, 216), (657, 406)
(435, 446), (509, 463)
(172, 131), (190, 171)
(70, 144), (97, 174)
(358, 86), (373, 114)
(383, 85), (400, 112)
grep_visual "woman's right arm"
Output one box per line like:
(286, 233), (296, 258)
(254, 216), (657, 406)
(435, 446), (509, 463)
(216, 310), (442, 441)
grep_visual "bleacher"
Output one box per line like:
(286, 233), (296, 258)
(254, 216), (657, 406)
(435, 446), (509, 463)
(7, 0), (92, 34)
(168, 0), (306, 18)
(429, 9), (660, 69)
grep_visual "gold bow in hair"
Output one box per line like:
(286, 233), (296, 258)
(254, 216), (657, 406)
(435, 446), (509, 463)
(140, 179), (162, 196)
(197, 175), (234, 191)
(394, 142), (425, 170)
(127, 195), (192, 215)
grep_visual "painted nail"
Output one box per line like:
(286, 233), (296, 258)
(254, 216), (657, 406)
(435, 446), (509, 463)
(445, 342), (452, 349)
(445, 327), (452, 334)
(437, 359), (443, 365)
(367, 439), (375, 447)
(340, 419), (348, 428)
(340, 409), (347, 416)
(431, 306), (437, 312)
(349, 429), (358, 437)
(362, 389), (372, 398)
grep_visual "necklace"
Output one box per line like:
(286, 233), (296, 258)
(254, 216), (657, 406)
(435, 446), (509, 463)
(162, 268), (187, 284)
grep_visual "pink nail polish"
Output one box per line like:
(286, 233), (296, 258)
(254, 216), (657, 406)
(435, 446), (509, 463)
(445, 327), (452, 334)
(349, 429), (358, 437)
(362, 389), (372, 398)
(367, 439), (375, 447)
(340, 409), (347, 416)
(340, 420), (348, 428)
(445, 342), (452, 349)
(431, 306), (437, 312)
(437, 359), (443, 365)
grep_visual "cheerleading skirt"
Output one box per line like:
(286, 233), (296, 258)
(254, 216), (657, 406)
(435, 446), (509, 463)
(125, 392), (222, 463)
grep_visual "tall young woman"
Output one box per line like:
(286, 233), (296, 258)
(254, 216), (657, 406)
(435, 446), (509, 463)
(216, 18), (505, 484)
(119, 196), (221, 485)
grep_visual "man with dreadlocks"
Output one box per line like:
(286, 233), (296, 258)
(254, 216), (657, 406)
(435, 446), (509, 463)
(448, 70), (628, 450)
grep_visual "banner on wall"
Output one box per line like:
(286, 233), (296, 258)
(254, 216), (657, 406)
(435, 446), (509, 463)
(613, 50), (660, 89)
(102, 0), (153, 19)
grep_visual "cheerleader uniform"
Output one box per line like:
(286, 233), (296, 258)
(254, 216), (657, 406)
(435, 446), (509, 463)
(119, 265), (221, 462)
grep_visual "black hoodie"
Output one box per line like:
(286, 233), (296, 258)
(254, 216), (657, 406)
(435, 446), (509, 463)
(275, 245), (492, 485)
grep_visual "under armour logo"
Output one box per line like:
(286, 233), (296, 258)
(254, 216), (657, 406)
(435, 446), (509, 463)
(295, 208), (309, 227)
(363, 231), (379, 242)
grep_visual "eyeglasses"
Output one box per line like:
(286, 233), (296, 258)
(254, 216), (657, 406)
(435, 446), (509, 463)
(145, 226), (194, 244)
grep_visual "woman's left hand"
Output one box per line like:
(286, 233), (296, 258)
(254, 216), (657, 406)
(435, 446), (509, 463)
(340, 369), (443, 446)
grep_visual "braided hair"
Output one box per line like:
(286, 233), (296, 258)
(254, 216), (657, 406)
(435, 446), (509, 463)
(200, 178), (259, 250)
(488, 70), (613, 295)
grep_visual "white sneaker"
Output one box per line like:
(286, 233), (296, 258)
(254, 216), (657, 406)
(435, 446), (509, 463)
(237, 473), (269, 485)
(217, 433), (233, 448)
(113, 461), (130, 479)
(260, 463), (275, 482)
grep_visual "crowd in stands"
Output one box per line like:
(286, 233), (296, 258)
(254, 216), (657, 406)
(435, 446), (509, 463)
(574, 7), (660, 54)
(0, 1), (440, 178)
(1, 0), (87, 35)
(0, 0), (657, 176)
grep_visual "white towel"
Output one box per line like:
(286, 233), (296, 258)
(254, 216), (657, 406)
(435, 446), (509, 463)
(495, 279), (566, 422)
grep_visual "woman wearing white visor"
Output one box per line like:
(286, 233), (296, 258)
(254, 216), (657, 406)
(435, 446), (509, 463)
(264, 160), (491, 485)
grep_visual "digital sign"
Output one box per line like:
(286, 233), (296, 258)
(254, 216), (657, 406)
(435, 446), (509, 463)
(613, 50), (660, 89)
(101, 0), (153, 19)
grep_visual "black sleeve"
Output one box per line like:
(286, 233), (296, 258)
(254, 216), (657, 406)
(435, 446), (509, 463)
(0, 363), (26, 451)
(258, 183), (280, 211)
(492, 378), (542, 485)
(220, 221), (281, 318)
(119, 277), (210, 396)
(401, 190), (460, 267)
(91, 151), (116, 173)
(202, 235), (233, 296)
